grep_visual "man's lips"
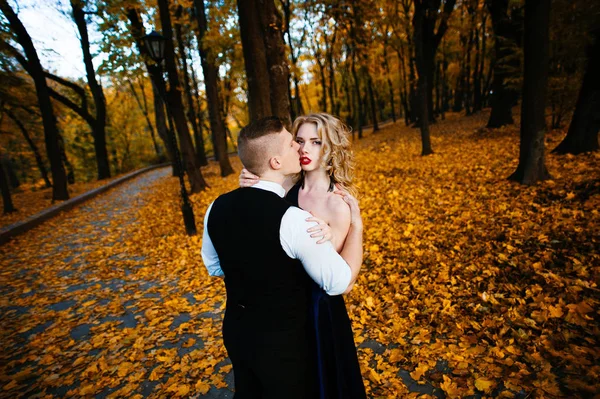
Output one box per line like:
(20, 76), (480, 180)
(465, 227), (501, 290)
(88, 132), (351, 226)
(300, 157), (311, 165)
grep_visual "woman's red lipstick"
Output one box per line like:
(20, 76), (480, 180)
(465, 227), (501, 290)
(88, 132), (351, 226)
(300, 157), (312, 165)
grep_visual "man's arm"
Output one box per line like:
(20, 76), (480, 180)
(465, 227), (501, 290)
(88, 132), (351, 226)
(201, 202), (224, 277)
(280, 207), (355, 295)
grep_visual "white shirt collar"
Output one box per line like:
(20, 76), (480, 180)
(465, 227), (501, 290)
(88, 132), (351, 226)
(251, 180), (286, 198)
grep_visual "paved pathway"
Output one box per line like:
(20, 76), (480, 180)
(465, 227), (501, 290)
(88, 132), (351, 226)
(0, 168), (233, 399)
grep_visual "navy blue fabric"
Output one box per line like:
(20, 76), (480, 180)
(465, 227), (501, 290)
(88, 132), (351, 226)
(286, 184), (367, 399)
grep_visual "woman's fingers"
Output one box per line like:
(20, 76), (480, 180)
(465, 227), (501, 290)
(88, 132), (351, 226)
(239, 168), (260, 188)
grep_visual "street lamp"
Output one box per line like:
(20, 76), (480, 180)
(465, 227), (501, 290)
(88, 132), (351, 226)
(142, 30), (197, 236)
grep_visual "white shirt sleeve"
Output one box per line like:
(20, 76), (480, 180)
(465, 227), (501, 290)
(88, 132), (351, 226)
(280, 207), (352, 295)
(201, 202), (224, 277)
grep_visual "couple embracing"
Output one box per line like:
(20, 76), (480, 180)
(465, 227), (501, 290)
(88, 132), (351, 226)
(201, 114), (367, 399)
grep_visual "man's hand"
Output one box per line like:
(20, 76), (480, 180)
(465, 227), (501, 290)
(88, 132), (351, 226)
(239, 168), (260, 188)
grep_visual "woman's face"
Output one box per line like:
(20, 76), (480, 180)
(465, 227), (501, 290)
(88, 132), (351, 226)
(295, 123), (323, 172)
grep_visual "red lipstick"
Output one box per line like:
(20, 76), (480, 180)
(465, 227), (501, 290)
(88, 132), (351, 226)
(300, 157), (311, 165)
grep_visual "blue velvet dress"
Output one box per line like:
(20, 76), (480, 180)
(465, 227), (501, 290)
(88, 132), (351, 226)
(286, 184), (367, 399)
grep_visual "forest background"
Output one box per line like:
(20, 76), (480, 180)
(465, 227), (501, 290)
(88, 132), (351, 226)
(1, 0), (599, 398)
(0, 0), (598, 209)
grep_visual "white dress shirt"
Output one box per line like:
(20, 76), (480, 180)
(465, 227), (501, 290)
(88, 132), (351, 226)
(201, 180), (352, 295)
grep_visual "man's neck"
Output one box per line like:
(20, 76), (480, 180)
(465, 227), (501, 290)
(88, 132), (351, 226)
(259, 171), (286, 186)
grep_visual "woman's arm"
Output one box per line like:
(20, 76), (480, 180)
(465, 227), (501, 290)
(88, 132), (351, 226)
(333, 188), (363, 294)
(239, 168), (295, 195)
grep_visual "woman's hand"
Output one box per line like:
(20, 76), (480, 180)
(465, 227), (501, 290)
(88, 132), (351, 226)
(305, 213), (334, 244)
(334, 184), (362, 229)
(239, 168), (260, 188)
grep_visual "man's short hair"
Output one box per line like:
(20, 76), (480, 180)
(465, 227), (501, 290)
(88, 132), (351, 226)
(238, 117), (284, 175)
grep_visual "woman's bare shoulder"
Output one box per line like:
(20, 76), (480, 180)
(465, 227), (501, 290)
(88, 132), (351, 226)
(325, 192), (350, 218)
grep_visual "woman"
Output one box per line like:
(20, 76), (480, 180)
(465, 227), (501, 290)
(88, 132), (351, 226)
(240, 113), (367, 399)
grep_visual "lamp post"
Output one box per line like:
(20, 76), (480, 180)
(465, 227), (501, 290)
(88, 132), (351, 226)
(142, 30), (197, 236)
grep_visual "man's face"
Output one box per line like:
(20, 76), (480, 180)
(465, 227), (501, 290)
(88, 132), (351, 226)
(277, 128), (301, 175)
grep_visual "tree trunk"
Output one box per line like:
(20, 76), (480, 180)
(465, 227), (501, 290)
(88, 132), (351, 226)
(71, 0), (110, 180)
(152, 83), (176, 175)
(366, 72), (379, 132)
(6, 109), (52, 188)
(486, 0), (520, 128)
(157, 0), (206, 193)
(0, 152), (16, 213)
(409, 58), (418, 124)
(128, 80), (161, 158)
(0, 155), (19, 189)
(325, 27), (338, 115)
(350, 51), (363, 138)
(413, 1), (434, 155)
(124, 5), (175, 175)
(342, 66), (353, 129)
(509, 0), (551, 184)
(473, 14), (486, 112)
(397, 47), (410, 126)
(237, 0), (272, 122)
(435, 60), (441, 116)
(258, 0), (291, 126)
(175, 8), (208, 167)
(190, 63), (209, 167)
(465, 28), (473, 115)
(425, 51), (436, 123)
(553, 27), (600, 155)
(58, 133), (75, 184)
(383, 42), (396, 123)
(193, 0), (234, 176)
(440, 43), (449, 118)
(1, 0), (68, 200)
(315, 47), (328, 112)
(419, 0), (457, 124)
(281, 0), (305, 120)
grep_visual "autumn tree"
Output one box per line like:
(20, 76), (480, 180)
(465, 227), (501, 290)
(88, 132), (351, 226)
(485, 0), (522, 128)
(70, 0), (110, 180)
(552, 27), (600, 155)
(192, 0), (234, 176)
(281, 0), (306, 120)
(156, 0), (207, 193)
(237, 0), (291, 125)
(412, 0), (456, 155)
(0, 148), (15, 213)
(0, 63), (52, 188)
(127, 78), (162, 159)
(5, 107), (52, 188)
(0, 0), (69, 200)
(509, 0), (551, 184)
(122, 4), (177, 176)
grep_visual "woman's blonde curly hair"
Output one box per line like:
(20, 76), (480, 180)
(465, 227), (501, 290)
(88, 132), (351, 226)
(292, 113), (357, 197)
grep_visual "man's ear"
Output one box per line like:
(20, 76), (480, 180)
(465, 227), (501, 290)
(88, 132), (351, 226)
(269, 156), (282, 170)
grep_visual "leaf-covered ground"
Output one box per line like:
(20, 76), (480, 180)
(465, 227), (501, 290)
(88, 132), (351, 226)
(1, 173), (131, 229)
(0, 111), (598, 398)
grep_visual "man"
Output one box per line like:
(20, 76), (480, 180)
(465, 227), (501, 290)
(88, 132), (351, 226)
(201, 117), (361, 398)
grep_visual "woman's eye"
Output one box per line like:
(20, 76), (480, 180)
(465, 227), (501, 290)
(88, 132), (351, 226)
(315, 141), (322, 145)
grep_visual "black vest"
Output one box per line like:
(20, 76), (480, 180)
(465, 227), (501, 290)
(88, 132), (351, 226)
(207, 188), (311, 331)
